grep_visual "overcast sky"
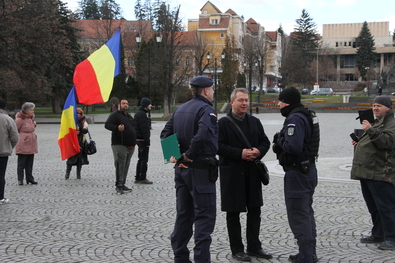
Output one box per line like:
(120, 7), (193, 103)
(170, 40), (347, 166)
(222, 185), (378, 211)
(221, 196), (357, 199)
(65, 0), (395, 35)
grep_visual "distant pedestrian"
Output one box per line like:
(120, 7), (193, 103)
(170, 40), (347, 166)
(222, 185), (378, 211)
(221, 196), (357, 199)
(378, 86), (382, 96)
(351, 96), (395, 250)
(65, 108), (89, 180)
(105, 99), (136, 195)
(133, 97), (153, 184)
(15, 102), (38, 185)
(0, 98), (19, 204)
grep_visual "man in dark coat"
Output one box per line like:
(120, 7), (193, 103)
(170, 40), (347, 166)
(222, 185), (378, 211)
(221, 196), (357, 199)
(218, 88), (272, 262)
(134, 97), (153, 184)
(105, 99), (136, 195)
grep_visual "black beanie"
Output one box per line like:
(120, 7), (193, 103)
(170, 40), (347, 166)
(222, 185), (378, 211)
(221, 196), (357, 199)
(278, 87), (301, 105)
(373, 96), (392, 109)
(140, 97), (152, 108)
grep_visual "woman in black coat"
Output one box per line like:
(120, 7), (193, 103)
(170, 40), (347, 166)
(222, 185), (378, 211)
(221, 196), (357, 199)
(65, 108), (89, 179)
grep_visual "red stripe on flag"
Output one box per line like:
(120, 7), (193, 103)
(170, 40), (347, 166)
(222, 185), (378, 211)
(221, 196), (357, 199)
(58, 128), (80, 160)
(74, 60), (104, 104)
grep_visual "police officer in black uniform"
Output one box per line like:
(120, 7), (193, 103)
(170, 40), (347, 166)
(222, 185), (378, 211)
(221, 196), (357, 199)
(160, 76), (218, 263)
(272, 87), (319, 263)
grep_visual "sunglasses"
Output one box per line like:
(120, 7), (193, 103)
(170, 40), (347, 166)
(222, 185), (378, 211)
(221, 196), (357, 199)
(77, 112), (82, 115)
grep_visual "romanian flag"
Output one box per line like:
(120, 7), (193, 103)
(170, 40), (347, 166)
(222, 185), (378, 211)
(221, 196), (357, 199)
(74, 28), (121, 104)
(58, 87), (80, 160)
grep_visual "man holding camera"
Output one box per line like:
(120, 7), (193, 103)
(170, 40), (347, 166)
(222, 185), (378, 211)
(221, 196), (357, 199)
(273, 87), (319, 263)
(351, 96), (395, 250)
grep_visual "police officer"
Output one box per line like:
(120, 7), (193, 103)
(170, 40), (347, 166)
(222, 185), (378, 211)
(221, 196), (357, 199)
(272, 87), (319, 263)
(160, 76), (218, 263)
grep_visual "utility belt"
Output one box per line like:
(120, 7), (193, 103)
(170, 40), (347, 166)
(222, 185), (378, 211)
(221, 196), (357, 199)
(177, 158), (219, 183)
(283, 160), (315, 174)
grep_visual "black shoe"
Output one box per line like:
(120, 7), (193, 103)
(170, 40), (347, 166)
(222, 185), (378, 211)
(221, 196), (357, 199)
(232, 252), (251, 262)
(65, 174), (70, 179)
(247, 249), (272, 259)
(360, 236), (384, 243)
(27, 181), (38, 185)
(122, 186), (132, 192)
(139, 179), (153, 184)
(289, 253), (319, 262)
(116, 186), (124, 195)
(18, 181), (23, 185)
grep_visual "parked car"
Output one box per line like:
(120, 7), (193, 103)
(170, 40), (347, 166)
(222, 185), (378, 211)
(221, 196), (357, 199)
(301, 88), (309, 95)
(310, 88), (334, 96)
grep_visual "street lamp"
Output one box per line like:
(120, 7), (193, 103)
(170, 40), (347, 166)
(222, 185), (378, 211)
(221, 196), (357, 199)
(135, 32), (162, 126)
(206, 51), (225, 112)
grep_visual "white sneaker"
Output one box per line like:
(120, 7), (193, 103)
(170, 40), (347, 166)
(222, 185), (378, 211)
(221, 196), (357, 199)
(0, 198), (9, 204)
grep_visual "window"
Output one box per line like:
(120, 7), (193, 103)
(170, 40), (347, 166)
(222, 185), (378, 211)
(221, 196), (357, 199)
(349, 42), (351, 46)
(211, 19), (218, 25)
(220, 33), (224, 38)
(336, 42), (338, 47)
(340, 55), (356, 68)
(344, 74), (358, 81)
(128, 57), (134, 67)
(375, 54), (380, 68)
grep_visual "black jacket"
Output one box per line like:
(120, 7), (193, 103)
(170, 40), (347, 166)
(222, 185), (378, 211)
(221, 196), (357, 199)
(133, 107), (150, 145)
(104, 110), (136, 147)
(218, 112), (270, 212)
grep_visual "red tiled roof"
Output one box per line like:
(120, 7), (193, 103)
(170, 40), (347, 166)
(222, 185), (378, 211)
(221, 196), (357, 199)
(199, 17), (230, 29)
(225, 9), (237, 16)
(266, 31), (277, 42)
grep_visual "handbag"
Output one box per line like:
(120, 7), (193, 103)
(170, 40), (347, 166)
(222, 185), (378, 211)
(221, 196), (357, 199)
(225, 115), (270, 185)
(85, 131), (97, 155)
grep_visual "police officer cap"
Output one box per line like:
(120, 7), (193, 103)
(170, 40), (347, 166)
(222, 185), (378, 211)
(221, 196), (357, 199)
(190, 76), (214, 88)
(373, 96), (392, 109)
(278, 87), (301, 105)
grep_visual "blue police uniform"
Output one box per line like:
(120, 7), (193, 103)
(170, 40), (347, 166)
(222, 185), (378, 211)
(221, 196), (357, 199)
(277, 111), (318, 263)
(160, 94), (218, 263)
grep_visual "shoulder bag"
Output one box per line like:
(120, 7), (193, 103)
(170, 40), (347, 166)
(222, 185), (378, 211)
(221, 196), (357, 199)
(85, 131), (97, 155)
(225, 115), (269, 185)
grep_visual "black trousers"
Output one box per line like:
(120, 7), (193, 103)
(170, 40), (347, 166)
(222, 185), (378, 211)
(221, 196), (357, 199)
(360, 179), (395, 241)
(226, 206), (262, 254)
(17, 154), (35, 182)
(0, 157), (8, 199)
(135, 141), (150, 181)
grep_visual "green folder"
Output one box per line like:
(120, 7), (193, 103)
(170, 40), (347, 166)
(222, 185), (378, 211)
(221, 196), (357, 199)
(161, 133), (181, 164)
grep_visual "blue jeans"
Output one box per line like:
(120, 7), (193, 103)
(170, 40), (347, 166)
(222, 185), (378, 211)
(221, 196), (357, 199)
(360, 179), (395, 241)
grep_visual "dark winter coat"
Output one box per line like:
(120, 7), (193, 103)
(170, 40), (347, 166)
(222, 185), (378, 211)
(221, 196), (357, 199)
(218, 112), (270, 212)
(133, 107), (150, 145)
(351, 109), (395, 185)
(105, 110), (136, 147)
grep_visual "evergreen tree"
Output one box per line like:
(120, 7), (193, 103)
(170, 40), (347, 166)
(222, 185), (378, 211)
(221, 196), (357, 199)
(79, 0), (101, 19)
(99, 0), (121, 19)
(355, 21), (376, 80)
(281, 9), (319, 87)
(134, 0), (146, 20)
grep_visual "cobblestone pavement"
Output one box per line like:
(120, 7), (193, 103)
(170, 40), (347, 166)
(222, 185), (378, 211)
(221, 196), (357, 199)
(1, 113), (394, 262)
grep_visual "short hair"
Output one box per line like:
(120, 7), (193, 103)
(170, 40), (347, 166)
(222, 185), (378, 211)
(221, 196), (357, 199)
(190, 85), (205, 96)
(230, 88), (248, 100)
(21, 102), (35, 113)
(0, 98), (5, 109)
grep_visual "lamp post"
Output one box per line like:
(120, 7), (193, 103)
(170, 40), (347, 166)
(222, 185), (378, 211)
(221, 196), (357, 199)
(206, 51), (225, 112)
(244, 60), (256, 115)
(135, 32), (162, 125)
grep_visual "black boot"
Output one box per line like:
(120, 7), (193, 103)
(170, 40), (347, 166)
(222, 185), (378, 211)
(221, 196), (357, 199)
(65, 165), (72, 179)
(77, 166), (81, 179)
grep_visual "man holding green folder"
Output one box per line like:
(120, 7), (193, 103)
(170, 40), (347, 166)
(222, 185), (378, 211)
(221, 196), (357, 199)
(160, 76), (218, 263)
